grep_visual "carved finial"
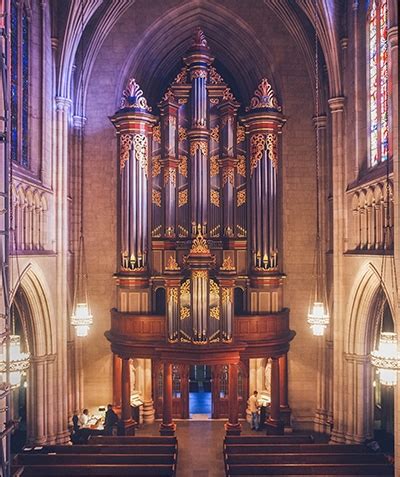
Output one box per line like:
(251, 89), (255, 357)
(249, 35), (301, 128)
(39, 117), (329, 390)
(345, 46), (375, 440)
(190, 224), (210, 254)
(192, 27), (209, 48)
(246, 78), (281, 112)
(120, 78), (152, 111)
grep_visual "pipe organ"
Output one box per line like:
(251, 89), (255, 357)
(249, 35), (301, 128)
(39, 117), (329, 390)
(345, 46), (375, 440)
(111, 28), (286, 340)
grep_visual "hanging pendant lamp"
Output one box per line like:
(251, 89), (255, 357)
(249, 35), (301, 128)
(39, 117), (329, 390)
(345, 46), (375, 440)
(371, 331), (400, 386)
(0, 335), (30, 389)
(307, 0), (330, 336)
(71, 0), (93, 337)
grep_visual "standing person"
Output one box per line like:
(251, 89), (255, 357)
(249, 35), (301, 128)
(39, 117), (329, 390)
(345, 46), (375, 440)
(78, 409), (90, 427)
(104, 404), (119, 436)
(248, 390), (260, 431)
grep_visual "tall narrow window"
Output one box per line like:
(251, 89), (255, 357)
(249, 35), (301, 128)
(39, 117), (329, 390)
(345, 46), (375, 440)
(368, 0), (388, 166)
(10, 2), (29, 168)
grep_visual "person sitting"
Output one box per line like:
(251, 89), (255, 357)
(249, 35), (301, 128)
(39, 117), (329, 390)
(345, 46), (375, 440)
(248, 390), (261, 431)
(104, 404), (119, 436)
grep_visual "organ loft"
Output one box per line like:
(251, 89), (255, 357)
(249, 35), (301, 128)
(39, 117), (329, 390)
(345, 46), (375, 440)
(107, 28), (294, 436)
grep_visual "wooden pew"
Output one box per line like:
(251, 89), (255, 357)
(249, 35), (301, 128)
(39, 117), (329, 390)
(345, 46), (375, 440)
(225, 463), (394, 475)
(12, 464), (175, 476)
(226, 452), (387, 465)
(15, 453), (175, 465)
(224, 443), (370, 454)
(22, 444), (176, 455)
(224, 435), (314, 445)
(88, 436), (176, 445)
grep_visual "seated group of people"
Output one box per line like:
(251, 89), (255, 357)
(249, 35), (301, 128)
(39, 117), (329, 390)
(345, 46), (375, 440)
(71, 404), (119, 443)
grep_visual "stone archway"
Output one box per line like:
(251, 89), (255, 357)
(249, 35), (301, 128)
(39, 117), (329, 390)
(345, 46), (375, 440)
(11, 265), (57, 445)
(344, 263), (396, 443)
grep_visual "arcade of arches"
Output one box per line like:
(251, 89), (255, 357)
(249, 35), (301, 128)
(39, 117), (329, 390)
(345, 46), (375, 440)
(4, 0), (399, 474)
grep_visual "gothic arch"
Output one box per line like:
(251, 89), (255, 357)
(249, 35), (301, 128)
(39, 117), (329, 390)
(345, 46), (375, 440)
(343, 262), (396, 443)
(11, 264), (54, 356)
(11, 264), (57, 445)
(116, 0), (281, 109)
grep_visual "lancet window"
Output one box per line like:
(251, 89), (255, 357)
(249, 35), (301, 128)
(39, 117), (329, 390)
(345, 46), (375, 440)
(10, 1), (29, 168)
(368, 0), (388, 166)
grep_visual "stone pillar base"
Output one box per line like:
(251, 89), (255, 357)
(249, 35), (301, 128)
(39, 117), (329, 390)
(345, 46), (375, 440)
(118, 420), (136, 436)
(280, 406), (291, 427)
(55, 430), (72, 444)
(330, 428), (346, 444)
(159, 423), (176, 436)
(142, 400), (155, 424)
(265, 419), (284, 435)
(225, 423), (242, 436)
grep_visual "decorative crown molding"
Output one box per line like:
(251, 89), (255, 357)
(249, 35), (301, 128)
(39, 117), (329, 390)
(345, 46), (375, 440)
(120, 78), (152, 111)
(246, 78), (282, 112)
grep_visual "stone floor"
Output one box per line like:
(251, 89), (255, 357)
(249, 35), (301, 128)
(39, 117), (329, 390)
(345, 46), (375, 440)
(138, 419), (251, 477)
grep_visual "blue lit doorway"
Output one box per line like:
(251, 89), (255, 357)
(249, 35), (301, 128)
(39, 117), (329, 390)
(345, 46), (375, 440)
(189, 365), (211, 418)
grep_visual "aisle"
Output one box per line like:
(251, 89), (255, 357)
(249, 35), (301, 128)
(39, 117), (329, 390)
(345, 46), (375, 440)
(139, 420), (226, 477)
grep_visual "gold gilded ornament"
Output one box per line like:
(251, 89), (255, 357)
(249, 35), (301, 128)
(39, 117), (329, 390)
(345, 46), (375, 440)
(209, 66), (225, 84)
(153, 125), (161, 143)
(190, 141), (208, 156)
(220, 256), (235, 271)
(237, 189), (246, 207)
(237, 155), (246, 177)
(221, 287), (233, 304)
(179, 155), (188, 177)
(166, 256), (180, 271)
(222, 167), (234, 186)
(190, 225), (210, 254)
(210, 126), (219, 143)
(152, 155), (161, 177)
(210, 189), (220, 207)
(210, 155), (219, 177)
(237, 125), (245, 144)
(266, 133), (278, 168)
(120, 134), (133, 170)
(209, 306), (220, 320)
(152, 189), (161, 207)
(178, 126), (187, 142)
(164, 167), (176, 186)
(168, 288), (178, 303)
(250, 134), (266, 175)
(133, 134), (148, 176)
(173, 67), (188, 84)
(178, 189), (188, 207)
(120, 78), (152, 111)
(246, 78), (282, 112)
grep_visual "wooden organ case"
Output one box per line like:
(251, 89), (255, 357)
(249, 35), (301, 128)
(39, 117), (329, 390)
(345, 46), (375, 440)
(107, 29), (295, 436)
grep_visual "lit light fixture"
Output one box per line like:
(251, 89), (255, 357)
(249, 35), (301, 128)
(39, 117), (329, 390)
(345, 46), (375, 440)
(308, 302), (329, 336)
(371, 332), (400, 386)
(307, 0), (330, 336)
(71, 0), (93, 337)
(0, 335), (30, 389)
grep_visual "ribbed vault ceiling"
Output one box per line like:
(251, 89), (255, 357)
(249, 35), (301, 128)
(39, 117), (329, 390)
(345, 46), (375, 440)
(118, 2), (278, 110)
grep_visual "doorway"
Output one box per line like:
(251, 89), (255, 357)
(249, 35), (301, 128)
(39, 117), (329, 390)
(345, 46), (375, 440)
(189, 365), (211, 418)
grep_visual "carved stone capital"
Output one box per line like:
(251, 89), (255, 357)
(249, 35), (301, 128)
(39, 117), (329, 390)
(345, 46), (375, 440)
(328, 96), (345, 113)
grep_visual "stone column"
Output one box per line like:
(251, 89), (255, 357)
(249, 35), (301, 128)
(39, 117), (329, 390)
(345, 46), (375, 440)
(120, 358), (135, 435)
(160, 362), (176, 435)
(328, 97), (346, 444)
(142, 358), (155, 424)
(266, 357), (283, 435)
(54, 96), (72, 444)
(225, 363), (241, 435)
(113, 354), (122, 408)
(27, 357), (46, 445)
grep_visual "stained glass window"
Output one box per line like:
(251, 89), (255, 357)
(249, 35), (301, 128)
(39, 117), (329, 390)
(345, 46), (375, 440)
(368, 0), (388, 166)
(10, 3), (29, 168)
